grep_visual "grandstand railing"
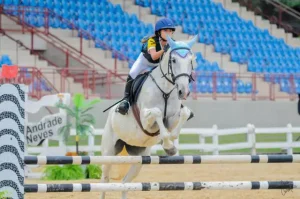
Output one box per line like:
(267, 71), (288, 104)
(0, 66), (58, 99)
(192, 72), (298, 101)
(0, 24), (126, 97)
(14, 66), (298, 101)
(237, 0), (300, 39)
(14, 66), (128, 99)
(0, 6), (128, 80)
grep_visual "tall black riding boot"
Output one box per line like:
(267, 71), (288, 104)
(116, 75), (134, 115)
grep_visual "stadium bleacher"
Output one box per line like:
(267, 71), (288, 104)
(10, 0), (300, 94)
(135, 0), (300, 93)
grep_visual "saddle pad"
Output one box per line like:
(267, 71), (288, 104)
(129, 71), (151, 105)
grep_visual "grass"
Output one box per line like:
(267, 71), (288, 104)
(46, 133), (300, 155)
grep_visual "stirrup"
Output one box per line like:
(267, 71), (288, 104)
(121, 100), (130, 108)
(116, 100), (130, 115)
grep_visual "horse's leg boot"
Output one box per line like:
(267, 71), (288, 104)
(117, 76), (134, 115)
(181, 104), (194, 121)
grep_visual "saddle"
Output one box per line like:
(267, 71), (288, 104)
(128, 70), (160, 137)
(128, 71), (151, 106)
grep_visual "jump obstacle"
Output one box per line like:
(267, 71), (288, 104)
(24, 181), (300, 192)
(24, 154), (300, 165)
(1, 84), (300, 199)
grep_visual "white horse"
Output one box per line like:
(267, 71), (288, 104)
(100, 35), (197, 199)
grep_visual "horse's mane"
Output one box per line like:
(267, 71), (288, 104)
(160, 46), (172, 66)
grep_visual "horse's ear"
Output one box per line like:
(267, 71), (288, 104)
(187, 34), (198, 49)
(166, 35), (176, 49)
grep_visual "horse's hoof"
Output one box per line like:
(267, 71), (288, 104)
(164, 146), (177, 156)
(187, 111), (194, 121)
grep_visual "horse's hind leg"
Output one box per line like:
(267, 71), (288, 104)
(100, 115), (118, 199)
(121, 147), (151, 199)
(100, 164), (112, 199)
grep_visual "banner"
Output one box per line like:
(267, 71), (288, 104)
(26, 113), (67, 146)
(0, 84), (26, 198)
(1, 64), (19, 78)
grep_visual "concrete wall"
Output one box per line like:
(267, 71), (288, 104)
(184, 100), (300, 128)
(27, 99), (300, 129)
(8, 33), (47, 50)
(42, 43), (86, 69)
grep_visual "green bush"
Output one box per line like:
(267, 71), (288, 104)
(0, 190), (11, 198)
(85, 164), (102, 179)
(43, 165), (85, 180)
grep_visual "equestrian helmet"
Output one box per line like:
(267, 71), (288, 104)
(155, 18), (176, 32)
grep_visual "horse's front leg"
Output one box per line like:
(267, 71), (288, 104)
(141, 107), (177, 156)
(169, 105), (191, 141)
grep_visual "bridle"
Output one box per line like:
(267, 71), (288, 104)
(160, 47), (195, 85)
(148, 47), (195, 127)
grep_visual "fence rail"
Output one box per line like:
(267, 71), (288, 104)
(26, 123), (300, 156)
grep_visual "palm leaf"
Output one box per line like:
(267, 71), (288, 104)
(80, 113), (95, 125)
(76, 124), (94, 137)
(81, 106), (94, 114)
(73, 93), (85, 109)
(81, 98), (101, 110)
(58, 124), (72, 143)
(80, 118), (95, 125)
(55, 102), (76, 118)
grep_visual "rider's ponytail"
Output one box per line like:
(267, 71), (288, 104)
(141, 34), (156, 43)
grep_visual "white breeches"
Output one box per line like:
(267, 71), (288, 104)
(129, 53), (158, 79)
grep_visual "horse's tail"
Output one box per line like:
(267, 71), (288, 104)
(109, 146), (130, 180)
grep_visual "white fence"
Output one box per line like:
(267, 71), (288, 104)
(27, 124), (300, 156)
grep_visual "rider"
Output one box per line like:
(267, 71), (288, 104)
(116, 18), (194, 121)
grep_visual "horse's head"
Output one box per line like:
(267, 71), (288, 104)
(165, 34), (198, 100)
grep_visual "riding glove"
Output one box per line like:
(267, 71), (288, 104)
(163, 44), (170, 52)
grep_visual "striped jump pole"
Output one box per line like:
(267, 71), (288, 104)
(24, 154), (300, 165)
(25, 181), (300, 192)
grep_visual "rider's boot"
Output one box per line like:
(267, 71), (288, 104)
(116, 75), (134, 115)
(181, 104), (194, 121)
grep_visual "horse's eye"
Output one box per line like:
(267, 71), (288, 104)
(172, 58), (176, 63)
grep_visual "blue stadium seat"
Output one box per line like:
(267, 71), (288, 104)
(2, 0), (269, 94)
(1, 55), (12, 65)
(133, 0), (300, 82)
(237, 80), (245, 94)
